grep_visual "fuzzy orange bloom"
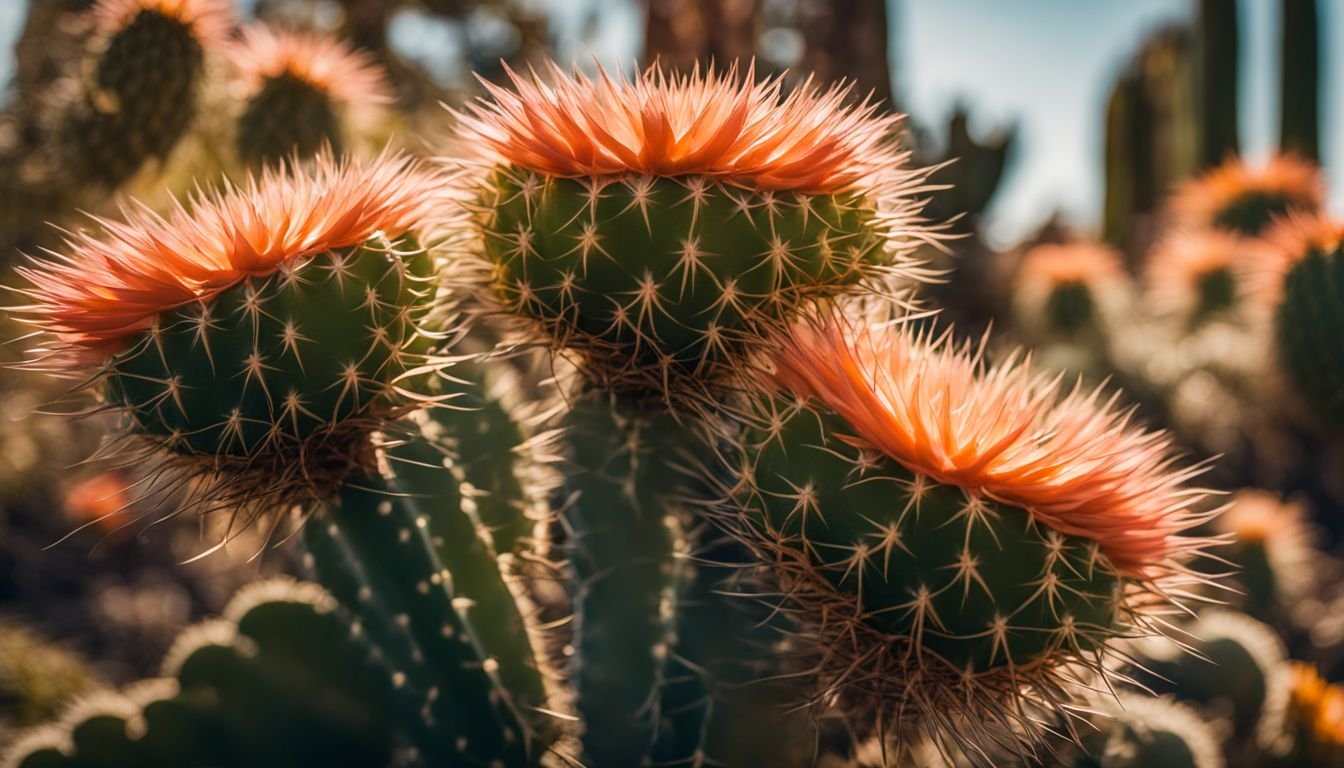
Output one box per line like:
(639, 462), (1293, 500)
(1017, 241), (1127, 296)
(226, 26), (392, 116)
(768, 317), (1209, 576)
(63, 471), (133, 532)
(1171, 154), (1324, 232)
(453, 62), (907, 195)
(93, 0), (233, 45)
(13, 151), (438, 357)
(1144, 229), (1251, 313)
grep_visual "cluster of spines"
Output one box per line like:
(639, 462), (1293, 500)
(723, 395), (1133, 758)
(472, 167), (919, 399)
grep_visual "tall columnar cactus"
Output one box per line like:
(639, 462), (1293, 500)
(1279, 0), (1320, 162)
(14, 152), (442, 511)
(450, 62), (934, 401)
(65, 0), (232, 187)
(1197, 0), (1239, 169)
(1258, 214), (1344, 425)
(226, 25), (392, 168)
(1171, 155), (1324, 238)
(1, 579), (400, 768)
(727, 314), (1214, 755)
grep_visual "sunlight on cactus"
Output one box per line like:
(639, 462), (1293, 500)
(449, 62), (937, 400)
(725, 312), (1217, 755)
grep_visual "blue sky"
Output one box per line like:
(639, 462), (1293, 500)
(3, 1), (1337, 246)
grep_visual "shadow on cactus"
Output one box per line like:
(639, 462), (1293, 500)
(446, 61), (939, 403)
(720, 312), (1219, 759)
(10, 151), (450, 537)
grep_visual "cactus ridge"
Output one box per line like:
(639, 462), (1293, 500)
(722, 397), (1146, 757)
(473, 168), (909, 399)
(66, 7), (206, 187)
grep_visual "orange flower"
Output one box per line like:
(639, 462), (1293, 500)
(13, 151), (438, 360)
(767, 316), (1210, 576)
(63, 471), (132, 532)
(1145, 229), (1252, 316)
(92, 0), (233, 45)
(452, 61), (909, 195)
(226, 26), (392, 120)
(1171, 154), (1324, 235)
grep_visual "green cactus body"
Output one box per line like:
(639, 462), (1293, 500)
(1198, 0), (1240, 168)
(478, 170), (888, 393)
(2, 580), (399, 768)
(1275, 241), (1344, 423)
(740, 400), (1125, 681)
(1212, 191), (1302, 237)
(1193, 265), (1237, 319)
(1131, 610), (1287, 734)
(104, 235), (434, 458)
(236, 73), (344, 167)
(1045, 281), (1097, 335)
(1280, 0), (1320, 161)
(69, 8), (207, 187)
(1072, 695), (1222, 768)
(301, 457), (537, 767)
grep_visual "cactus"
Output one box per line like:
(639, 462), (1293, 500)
(2, 579), (400, 768)
(727, 316), (1212, 754)
(1128, 610), (1289, 735)
(1279, 0), (1320, 162)
(1211, 491), (1318, 621)
(1069, 694), (1224, 768)
(1015, 241), (1129, 337)
(1197, 0), (1239, 168)
(14, 153), (442, 509)
(227, 26), (392, 168)
(1261, 214), (1344, 424)
(451, 62), (932, 401)
(1272, 663), (1344, 767)
(1144, 230), (1251, 323)
(0, 623), (95, 736)
(1171, 155), (1324, 238)
(64, 0), (232, 188)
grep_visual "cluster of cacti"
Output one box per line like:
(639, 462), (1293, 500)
(7, 3), (1344, 768)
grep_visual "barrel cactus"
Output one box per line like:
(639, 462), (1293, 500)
(1170, 154), (1323, 238)
(66, 0), (233, 187)
(1145, 229), (1254, 322)
(727, 313), (1215, 754)
(226, 25), (392, 168)
(1257, 213), (1344, 425)
(13, 151), (443, 514)
(449, 62), (934, 401)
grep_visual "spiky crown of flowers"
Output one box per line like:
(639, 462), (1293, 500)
(765, 315), (1211, 576)
(92, 0), (233, 44)
(452, 61), (912, 195)
(1017, 241), (1127, 295)
(227, 25), (393, 113)
(1171, 154), (1325, 228)
(1145, 229), (1250, 310)
(13, 151), (438, 358)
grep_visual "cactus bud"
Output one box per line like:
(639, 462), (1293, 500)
(449, 62), (935, 400)
(728, 314), (1215, 756)
(226, 26), (392, 168)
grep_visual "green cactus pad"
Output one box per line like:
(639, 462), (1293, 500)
(1276, 240), (1344, 424)
(236, 73), (344, 167)
(104, 234), (434, 458)
(67, 8), (206, 187)
(741, 399), (1125, 675)
(478, 169), (889, 393)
